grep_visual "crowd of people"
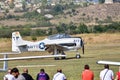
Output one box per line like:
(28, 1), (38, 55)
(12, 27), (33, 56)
(3, 67), (66, 80)
(3, 64), (120, 80)
(81, 64), (120, 80)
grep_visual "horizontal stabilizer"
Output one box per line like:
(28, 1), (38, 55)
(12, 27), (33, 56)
(0, 55), (66, 61)
(16, 44), (27, 47)
(97, 60), (120, 66)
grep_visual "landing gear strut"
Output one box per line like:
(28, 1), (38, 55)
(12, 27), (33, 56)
(54, 49), (66, 60)
(61, 51), (66, 59)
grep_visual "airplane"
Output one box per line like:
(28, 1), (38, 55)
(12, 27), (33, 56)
(11, 31), (84, 59)
(0, 31), (84, 71)
(97, 60), (120, 66)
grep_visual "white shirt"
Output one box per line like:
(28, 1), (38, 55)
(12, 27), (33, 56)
(14, 75), (25, 80)
(53, 72), (66, 80)
(4, 74), (15, 80)
(100, 69), (114, 80)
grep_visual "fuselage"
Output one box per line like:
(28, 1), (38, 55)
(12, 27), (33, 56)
(25, 37), (82, 51)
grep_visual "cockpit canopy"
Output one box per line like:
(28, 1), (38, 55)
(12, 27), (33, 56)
(47, 33), (71, 40)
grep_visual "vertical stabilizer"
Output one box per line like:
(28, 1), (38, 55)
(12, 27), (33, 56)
(12, 32), (23, 52)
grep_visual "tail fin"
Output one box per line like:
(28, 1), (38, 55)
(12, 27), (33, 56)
(12, 32), (23, 52)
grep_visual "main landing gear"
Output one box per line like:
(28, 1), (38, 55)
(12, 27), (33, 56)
(76, 51), (81, 59)
(54, 50), (66, 60)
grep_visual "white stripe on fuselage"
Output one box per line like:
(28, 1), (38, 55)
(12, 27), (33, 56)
(26, 38), (81, 51)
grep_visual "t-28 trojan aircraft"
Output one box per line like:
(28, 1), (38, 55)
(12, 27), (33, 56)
(11, 31), (84, 59)
(0, 31), (84, 71)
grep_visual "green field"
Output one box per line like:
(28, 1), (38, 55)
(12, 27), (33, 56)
(0, 33), (120, 80)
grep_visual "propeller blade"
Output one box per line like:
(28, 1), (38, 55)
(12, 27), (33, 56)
(82, 43), (84, 54)
(81, 39), (84, 54)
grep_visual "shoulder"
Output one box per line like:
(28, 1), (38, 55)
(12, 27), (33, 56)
(18, 74), (26, 80)
(89, 70), (94, 74)
(37, 73), (40, 76)
(109, 69), (113, 71)
(22, 73), (26, 76)
(45, 73), (49, 75)
(100, 69), (105, 75)
(100, 69), (106, 72)
(60, 73), (66, 76)
(108, 70), (114, 73)
(117, 72), (120, 74)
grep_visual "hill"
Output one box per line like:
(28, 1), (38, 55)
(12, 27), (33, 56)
(50, 3), (120, 25)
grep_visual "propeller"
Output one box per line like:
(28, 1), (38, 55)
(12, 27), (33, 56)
(81, 39), (84, 54)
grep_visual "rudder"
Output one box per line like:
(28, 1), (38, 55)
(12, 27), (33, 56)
(12, 32), (23, 52)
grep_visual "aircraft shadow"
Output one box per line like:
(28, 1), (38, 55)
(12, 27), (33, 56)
(64, 56), (95, 60)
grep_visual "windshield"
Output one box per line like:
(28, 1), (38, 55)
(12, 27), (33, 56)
(47, 33), (71, 40)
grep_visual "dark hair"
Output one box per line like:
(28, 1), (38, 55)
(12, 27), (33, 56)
(11, 68), (19, 73)
(40, 69), (45, 72)
(57, 69), (62, 73)
(104, 64), (109, 69)
(84, 64), (89, 69)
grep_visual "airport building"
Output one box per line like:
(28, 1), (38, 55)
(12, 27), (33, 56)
(105, 0), (120, 3)
(105, 0), (113, 4)
(113, 0), (120, 2)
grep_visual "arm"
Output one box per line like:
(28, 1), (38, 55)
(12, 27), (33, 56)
(63, 74), (67, 80)
(46, 73), (50, 80)
(29, 74), (34, 80)
(36, 73), (39, 80)
(111, 70), (114, 80)
(92, 72), (94, 80)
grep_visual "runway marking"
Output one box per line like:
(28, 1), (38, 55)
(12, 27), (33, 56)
(16, 65), (56, 68)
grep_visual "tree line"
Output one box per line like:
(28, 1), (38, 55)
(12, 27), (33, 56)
(0, 22), (119, 38)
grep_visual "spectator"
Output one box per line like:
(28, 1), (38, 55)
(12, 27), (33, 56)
(100, 64), (114, 80)
(115, 67), (120, 80)
(53, 69), (67, 80)
(81, 64), (94, 80)
(11, 67), (25, 80)
(3, 68), (15, 80)
(22, 68), (34, 80)
(36, 68), (50, 80)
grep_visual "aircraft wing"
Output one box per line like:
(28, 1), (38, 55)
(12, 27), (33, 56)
(97, 60), (120, 66)
(0, 55), (66, 61)
(45, 44), (69, 52)
(0, 52), (21, 54)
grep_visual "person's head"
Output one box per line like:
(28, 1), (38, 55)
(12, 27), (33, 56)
(7, 68), (12, 74)
(23, 68), (28, 73)
(57, 69), (62, 73)
(40, 69), (45, 73)
(11, 68), (19, 78)
(104, 64), (109, 69)
(84, 64), (89, 70)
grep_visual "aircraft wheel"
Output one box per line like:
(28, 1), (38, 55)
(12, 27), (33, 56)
(61, 57), (66, 59)
(76, 54), (81, 59)
(54, 57), (59, 60)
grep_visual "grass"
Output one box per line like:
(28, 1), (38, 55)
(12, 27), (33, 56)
(0, 33), (120, 80)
